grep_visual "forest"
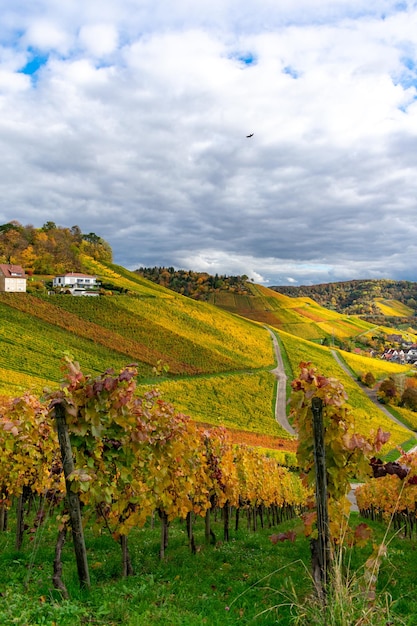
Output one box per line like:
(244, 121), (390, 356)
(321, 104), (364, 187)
(271, 279), (417, 316)
(0, 221), (112, 274)
(135, 266), (252, 299)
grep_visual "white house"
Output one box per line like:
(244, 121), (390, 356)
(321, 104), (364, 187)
(0, 264), (27, 292)
(52, 272), (100, 295)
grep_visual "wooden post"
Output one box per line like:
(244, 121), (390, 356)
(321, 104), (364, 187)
(311, 397), (330, 599)
(223, 501), (230, 541)
(54, 402), (90, 589)
(15, 494), (25, 550)
(159, 509), (169, 559)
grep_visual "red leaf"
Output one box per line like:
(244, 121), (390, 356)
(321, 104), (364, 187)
(269, 530), (297, 544)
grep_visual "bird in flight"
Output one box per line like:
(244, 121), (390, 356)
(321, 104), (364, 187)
(246, 133), (254, 138)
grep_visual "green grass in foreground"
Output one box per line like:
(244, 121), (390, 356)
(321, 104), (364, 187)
(2, 509), (417, 625)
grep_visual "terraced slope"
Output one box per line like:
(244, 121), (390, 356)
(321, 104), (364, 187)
(278, 329), (413, 449)
(208, 283), (374, 342)
(374, 298), (414, 317)
(2, 259), (416, 456)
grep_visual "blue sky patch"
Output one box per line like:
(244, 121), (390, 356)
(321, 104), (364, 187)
(394, 57), (417, 91)
(230, 51), (257, 67)
(19, 53), (48, 76)
(283, 65), (299, 79)
(239, 52), (256, 65)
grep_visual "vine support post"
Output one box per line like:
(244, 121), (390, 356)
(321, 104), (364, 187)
(54, 401), (90, 590)
(311, 396), (330, 600)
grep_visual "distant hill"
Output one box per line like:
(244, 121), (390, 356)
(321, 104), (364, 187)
(134, 269), (417, 350)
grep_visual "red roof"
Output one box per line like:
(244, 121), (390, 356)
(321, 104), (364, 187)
(0, 264), (27, 278)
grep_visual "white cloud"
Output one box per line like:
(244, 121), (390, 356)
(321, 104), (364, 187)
(78, 24), (118, 57)
(1, 1), (417, 284)
(23, 20), (72, 53)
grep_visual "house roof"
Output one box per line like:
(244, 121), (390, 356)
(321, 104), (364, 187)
(54, 273), (96, 278)
(0, 264), (27, 278)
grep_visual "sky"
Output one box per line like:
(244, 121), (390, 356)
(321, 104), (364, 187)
(1, 1), (417, 286)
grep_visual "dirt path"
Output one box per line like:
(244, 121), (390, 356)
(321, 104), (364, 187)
(331, 350), (414, 431)
(267, 328), (296, 436)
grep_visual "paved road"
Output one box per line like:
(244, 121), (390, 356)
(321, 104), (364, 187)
(267, 328), (296, 436)
(331, 350), (414, 432)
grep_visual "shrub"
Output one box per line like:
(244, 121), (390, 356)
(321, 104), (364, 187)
(377, 377), (399, 405)
(363, 372), (376, 388)
(401, 387), (417, 412)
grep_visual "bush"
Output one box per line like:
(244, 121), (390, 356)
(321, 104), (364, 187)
(363, 372), (376, 388)
(377, 377), (399, 405)
(401, 387), (417, 412)
(26, 281), (46, 294)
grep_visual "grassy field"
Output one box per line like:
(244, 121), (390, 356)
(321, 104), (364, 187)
(278, 330), (415, 451)
(140, 370), (292, 439)
(1, 507), (417, 625)
(335, 349), (412, 381)
(3, 259), (417, 457)
(208, 284), (376, 343)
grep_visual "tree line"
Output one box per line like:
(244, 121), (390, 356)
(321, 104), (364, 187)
(135, 266), (251, 299)
(272, 279), (417, 316)
(0, 221), (112, 275)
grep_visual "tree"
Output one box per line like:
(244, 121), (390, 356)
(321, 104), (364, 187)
(377, 377), (399, 405)
(401, 387), (417, 412)
(42, 221), (57, 231)
(363, 372), (376, 388)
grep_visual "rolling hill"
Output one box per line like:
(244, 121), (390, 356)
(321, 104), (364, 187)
(271, 279), (417, 330)
(1, 256), (417, 457)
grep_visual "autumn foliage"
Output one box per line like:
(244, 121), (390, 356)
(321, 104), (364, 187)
(0, 358), (307, 560)
(290, 362), (391, 540)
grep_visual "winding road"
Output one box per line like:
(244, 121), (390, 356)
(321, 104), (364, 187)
(267, 328), (296, 436)
(331, 349), (414, 431)
(267, 328), (415, 445)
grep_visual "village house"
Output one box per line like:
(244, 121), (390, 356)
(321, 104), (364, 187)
(0, 264), (27, 292)
(52, 272), (100, 296)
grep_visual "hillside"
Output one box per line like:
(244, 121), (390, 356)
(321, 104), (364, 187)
(135, 267), (417, 345)
(206, 282), (417, 347)
(271, 279), (417, 330)
(2, 227), (417, 456)
(2, 258), (303, 454)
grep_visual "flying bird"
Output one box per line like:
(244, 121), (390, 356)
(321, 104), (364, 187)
(246, 133), (254, 138)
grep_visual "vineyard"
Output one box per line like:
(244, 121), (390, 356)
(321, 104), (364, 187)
(335, 349), (411, 381)
(374, 298), (414, 317)
(278, 330), (414, 449)
(3, 258), (417, 458)
(4, 256), (417, 622)
(355, 452), (417, 539)
(0, 360), (307, 603)
(140, 370), (292, 439)
(208, 283), (375, 342)
(0, 298), (148, 390)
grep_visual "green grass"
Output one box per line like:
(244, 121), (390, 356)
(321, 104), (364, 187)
(278, 330), (415, 452)
(2, 508), (417, 624)
(0, 299), (148, 394)
(140, 370), (290, 438)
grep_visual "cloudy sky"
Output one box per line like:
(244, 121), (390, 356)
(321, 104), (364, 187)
(1, 1), (417, 285)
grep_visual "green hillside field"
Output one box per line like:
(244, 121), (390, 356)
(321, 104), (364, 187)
(208, 283), (376, 342)
(1, 263), (293, 452)
(2, 258), (416, 457)
(278, 329), (415, 450)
